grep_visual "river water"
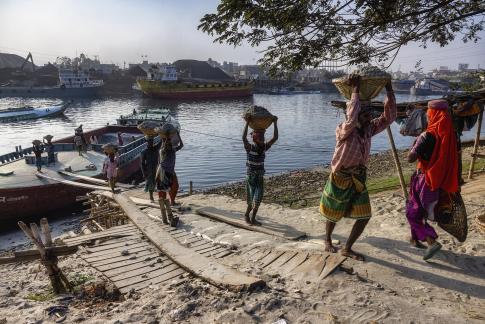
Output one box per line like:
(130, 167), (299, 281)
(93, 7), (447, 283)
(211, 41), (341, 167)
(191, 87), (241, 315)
(0, 93), (482, 191)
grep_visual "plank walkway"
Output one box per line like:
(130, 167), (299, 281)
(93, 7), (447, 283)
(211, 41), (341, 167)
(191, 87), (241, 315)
(194, 206), (307, 240)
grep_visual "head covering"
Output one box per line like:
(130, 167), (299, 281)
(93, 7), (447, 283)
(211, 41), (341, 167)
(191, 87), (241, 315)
(417, 105), (458, 193)
(428, 99), (448, 111)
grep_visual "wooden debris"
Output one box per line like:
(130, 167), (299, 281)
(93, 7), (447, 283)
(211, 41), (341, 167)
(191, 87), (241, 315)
(18, 218), (73, 293)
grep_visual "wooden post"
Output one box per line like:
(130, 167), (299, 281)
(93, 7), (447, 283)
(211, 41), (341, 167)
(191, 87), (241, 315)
(468, 109), (483, 180)
(18, 219), (72, 293)
(189, 181), (193, 195)
(386, 127), (408, 200)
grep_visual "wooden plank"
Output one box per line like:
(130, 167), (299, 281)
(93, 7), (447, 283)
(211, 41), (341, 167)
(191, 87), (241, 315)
(279, 252), (309, 274)
(84, 244), (153, 262)
(119, 268), (186, 294)
(186, 241), (213, 249)
(195, 206), (306, 240)
(36, 172), (119, 192)
(319, 254), (347, 280)
(94, 253), (160, 272)
(259, 250), (286, 269)
(91, 250), (156, 267)
(115, 263), (181, 288)
(0, 245), (77, 265)
(111, 259), (175, 282)
(63, 225), (138, 244)
(58, 170), (134, 189)
(85, 241), (150, 256)
(104, 256), (170, 277)
(195, 245), (222, 254)
(213, 250), (234, 259)
(252, 249), (273, 262)
(200, 246), (229, 257)
(177, 236), (204, 245)
(266, 251), (298, 271)
(85, 238), (145, 253)
(104, 192), (265, 291)
(292, 254), (329, 279)
(64, 232), (137, 246)
(171, 232), (192, 239)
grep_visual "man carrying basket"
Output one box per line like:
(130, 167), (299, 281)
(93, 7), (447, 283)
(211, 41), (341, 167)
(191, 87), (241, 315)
(320, 74), (396, 261)
(242, 106), (278, 226)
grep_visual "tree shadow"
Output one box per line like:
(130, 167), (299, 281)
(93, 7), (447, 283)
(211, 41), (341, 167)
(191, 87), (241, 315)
(362, 236), (485, 298)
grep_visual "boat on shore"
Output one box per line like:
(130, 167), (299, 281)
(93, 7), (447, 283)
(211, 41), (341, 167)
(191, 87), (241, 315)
(137, 66), (253, 99)
(0, 102), (70, 123)
(0, 122), (168, 222)
(0, 69), (104, 98)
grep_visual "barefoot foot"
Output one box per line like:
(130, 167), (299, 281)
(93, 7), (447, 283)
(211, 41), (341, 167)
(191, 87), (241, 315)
(324, 241), (338, 253)
(341, 249), (365, 261)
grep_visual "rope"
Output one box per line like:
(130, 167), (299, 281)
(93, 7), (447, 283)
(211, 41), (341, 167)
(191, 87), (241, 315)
(181, 128), (333, 153)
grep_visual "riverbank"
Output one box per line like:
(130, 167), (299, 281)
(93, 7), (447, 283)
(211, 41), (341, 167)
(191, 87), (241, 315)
(0, 173), (484, 323)
(204, 145), (485, 208)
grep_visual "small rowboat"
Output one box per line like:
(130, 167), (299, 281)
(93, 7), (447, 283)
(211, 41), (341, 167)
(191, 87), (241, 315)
(0, 102), (70, 123)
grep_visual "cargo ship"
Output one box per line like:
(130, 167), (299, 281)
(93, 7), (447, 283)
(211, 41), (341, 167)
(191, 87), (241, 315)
(137, 65), (253, 99)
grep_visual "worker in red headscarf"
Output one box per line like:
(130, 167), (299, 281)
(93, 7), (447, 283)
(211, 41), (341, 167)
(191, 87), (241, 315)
(406, 99), (458, 260)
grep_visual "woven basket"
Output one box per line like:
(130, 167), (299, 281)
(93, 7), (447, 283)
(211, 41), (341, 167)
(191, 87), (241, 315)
(137, 121), (159, 137)
(155, 123), (177, 139)
(476, 214), (485, 235)
(438, 192), (468, 242)
(102, 143), (118, 154)
(243, 105), (275, 131)
(333, 76), (390, 101)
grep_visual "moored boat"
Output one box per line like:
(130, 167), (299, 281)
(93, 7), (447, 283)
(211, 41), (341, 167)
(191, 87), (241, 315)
(137, 65), (253, 99)
(0, 124), (159, 222)
(116, 109), (180, 130)
(0, 102), (70, 123)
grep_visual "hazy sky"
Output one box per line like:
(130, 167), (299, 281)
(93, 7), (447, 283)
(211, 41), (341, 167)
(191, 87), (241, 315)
(1, 0), (484, 72)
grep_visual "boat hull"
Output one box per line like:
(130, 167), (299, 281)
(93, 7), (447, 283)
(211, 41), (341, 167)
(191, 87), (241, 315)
(0, 103), (69, 122)
(137, 80), (253, 99)
(0, 86), (102, 98)
(0, 155), (141, 222)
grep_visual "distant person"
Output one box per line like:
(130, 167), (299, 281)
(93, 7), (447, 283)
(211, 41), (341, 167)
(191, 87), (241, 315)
(117, 132), (124, 146)
(32, 140), (44, 172)
(133, 109), (137, 115)
(43, 135), (55, 165)
(156, 131), (183, 226)
(74, 125), (86, 155)
(242, 116), (278, 226)
(103, 151), (118, 192)
(405, 99), (458, 260)
(141, 137), (160, 201)
(320, 75), (395, 261)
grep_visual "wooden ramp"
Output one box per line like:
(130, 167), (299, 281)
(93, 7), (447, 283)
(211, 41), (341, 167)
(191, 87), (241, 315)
(238, 247), (347, 281)
(58, 170), (135, 189)
(194, 206), (307, 241)
(97, 192), (265, 292)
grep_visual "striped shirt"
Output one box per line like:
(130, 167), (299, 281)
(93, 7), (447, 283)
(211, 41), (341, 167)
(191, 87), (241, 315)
(246, 143), (266, 174)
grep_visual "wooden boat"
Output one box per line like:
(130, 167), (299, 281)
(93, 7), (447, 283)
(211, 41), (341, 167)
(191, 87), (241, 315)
(0, 102), (70, 122)
(0, 124), (160, 222)
(116, 109), (180, 130)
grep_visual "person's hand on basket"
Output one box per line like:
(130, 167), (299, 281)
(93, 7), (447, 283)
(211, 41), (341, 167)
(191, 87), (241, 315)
(348, 74), (361, 93)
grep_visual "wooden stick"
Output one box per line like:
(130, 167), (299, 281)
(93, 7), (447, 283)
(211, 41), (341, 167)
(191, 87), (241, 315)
(386, 127), (408, 200)
(468, 109), (484, 180)
(40, 218), (53, 247)
(189, 181), (193, 195)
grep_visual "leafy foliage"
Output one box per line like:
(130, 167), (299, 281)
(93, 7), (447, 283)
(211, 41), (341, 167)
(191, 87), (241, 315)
(199, 0), (485, 74)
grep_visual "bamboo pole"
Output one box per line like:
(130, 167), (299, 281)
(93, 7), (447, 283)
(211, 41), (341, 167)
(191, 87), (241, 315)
(468, 109), (484, 180)
(386, 127), (408, 200)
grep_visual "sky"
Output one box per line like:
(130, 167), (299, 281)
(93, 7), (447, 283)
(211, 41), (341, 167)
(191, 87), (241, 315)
(0, 0), (484, 73)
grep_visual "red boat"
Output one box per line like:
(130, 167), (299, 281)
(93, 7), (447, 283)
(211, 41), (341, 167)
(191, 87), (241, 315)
(0, 125), (149, 222)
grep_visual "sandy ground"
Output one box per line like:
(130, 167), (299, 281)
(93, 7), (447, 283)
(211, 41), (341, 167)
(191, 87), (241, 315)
(0, 175), (484, 323)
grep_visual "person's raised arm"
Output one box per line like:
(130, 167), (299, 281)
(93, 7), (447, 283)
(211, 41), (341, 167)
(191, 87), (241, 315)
(242, 120), (250, 151)
(370, 80), (397, 136)
(266, 117), (279, 149)
(336, 74), (361, 141)
(175, 131), (184, 151)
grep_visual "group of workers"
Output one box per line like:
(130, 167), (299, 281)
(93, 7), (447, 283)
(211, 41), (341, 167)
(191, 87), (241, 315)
(244, 75), (461, 262)
(32, 73), (461, 260)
